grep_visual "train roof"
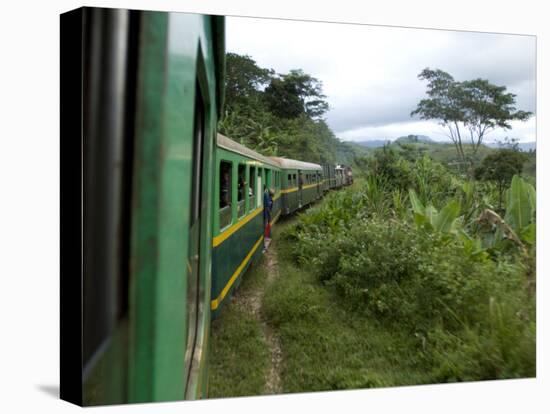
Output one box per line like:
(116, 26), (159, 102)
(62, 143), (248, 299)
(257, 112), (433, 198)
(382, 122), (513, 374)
(269, 157), (323, 171)
(216, 134), (281, 169)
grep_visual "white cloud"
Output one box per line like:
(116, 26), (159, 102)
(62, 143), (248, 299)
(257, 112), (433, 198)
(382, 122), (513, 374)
(226, 16), (536, 142)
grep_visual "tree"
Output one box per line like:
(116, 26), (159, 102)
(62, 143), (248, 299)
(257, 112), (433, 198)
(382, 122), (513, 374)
(264, 69), (329, 120)
(474, 148), (527, 210)
(224, 53), (273, 111)
(411, 69), (468, 162)
(461, 79), (531, 155)
(263, 77), (304, 118)
(396, 141), (428, 162)
(411, 68), (532, 165)
(219, 53), (360, 165)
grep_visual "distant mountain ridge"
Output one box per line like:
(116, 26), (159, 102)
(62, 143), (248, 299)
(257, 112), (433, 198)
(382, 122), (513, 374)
(350, 135), (535, 152)
(394, 134), (433, 143)
(353, 139), (391, 148)
(486, 141), (536, 152)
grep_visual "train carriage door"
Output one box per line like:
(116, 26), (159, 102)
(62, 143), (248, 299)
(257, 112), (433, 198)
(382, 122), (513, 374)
(184, 81), (205, 383)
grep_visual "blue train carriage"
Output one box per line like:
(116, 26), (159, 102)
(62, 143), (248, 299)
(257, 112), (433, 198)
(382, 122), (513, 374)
(211, 134), (282, 317)
(271, 157), (324, 215)
(68, 8), (226, 406)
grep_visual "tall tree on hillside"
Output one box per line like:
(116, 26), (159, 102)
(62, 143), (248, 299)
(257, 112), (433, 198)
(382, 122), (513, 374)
(220, 53), (276, 147)
(224, 53), (273, 111)
(411, 68), (532, 165)
(411, 69), (467, 162)
(264, 69), (329, 120)
(219, 53), (357, 165)
(461, 79), (531, 154)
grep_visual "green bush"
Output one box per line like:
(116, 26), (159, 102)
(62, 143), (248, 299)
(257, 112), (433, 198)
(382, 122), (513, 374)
(427, 293), (535, 382)
(362, 149), (461, 209)
(315, 219), (516, 332)
(282, 150), (535, 385)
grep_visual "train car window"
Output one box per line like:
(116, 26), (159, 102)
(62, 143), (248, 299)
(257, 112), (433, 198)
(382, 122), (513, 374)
(249, 166), (256, 212)
(266, 169), (272, 191)
(256, 167), (263, 207)
(82, 8), (136, 371)
(190, 97), (203, 226)
(237, 163), (246, 218)
(184, 79), (206, 382)
(219, 160), (232, 229)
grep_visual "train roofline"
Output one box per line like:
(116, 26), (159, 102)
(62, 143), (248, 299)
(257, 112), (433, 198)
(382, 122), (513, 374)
(216, 133), (281, 168)
(269, 156), (322, 171)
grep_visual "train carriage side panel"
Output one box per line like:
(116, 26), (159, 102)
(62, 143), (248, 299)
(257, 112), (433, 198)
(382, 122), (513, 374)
(74, 8), (225, 406)
(211, 135), (281, 316)
(270, 157), (323, 214)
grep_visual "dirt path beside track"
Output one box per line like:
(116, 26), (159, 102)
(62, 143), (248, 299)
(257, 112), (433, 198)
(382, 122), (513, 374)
(234, 236), (283, 394)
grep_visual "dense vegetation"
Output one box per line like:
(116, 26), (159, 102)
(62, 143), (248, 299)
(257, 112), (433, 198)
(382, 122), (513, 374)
(282, 148), (535, 384)
(210, 54), (536, 394)
(219, 53), (367, 165)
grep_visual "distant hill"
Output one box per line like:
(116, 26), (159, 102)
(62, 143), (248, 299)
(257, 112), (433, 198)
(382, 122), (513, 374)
(354, 139), (392, 148)
(352, 135), (435, 149)
(486, 142), (536, 152)
(349, 136), (535, 153)
(394, 134), (434, 143)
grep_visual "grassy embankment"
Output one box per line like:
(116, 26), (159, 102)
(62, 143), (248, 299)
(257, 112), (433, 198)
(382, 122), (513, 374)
(209, 183), (437, 397)
(209, 163), (535, 396)
(263, 214), (435, 391)
(207, 253), (270, 398)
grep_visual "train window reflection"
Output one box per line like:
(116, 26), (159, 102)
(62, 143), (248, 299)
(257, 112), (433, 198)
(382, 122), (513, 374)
(237, 163), (246, 218)
(219, 161), (232, 229)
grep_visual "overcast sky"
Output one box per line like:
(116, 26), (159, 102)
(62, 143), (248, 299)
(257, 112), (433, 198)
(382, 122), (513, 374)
(226, 16), (536, 143)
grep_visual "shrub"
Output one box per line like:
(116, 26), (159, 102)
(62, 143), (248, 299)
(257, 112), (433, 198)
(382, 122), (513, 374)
(322, 219), (513, 332)
(284, 156), (535, 384)
(427, 293), (535, 382)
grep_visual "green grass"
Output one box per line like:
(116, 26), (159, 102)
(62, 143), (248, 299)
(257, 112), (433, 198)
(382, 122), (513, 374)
(262, 218), (435, 393)
(207, 256), (270, 398)
(209, 180), (535, 398)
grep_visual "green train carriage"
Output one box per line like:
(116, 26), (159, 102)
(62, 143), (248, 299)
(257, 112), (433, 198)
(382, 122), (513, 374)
(271, 157), (323, 215)
(325, 163), (337, 189)
(321, 164), (331, 192)
(62, 7), (225, 406)
(211, 134), (282, 317)
(62, 6), (352, 408)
